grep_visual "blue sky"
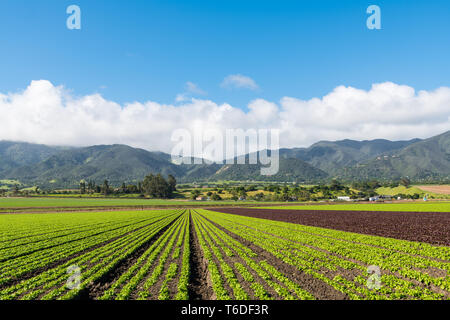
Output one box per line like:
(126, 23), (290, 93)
(0, 0), (449, 109)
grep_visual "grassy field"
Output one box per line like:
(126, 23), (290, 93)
(376, 185), (450, 199)
(0, 197), (245, 208)
(0, 179), (21, 185)
(256, 202), (450, 212)
(0, 208), (447, 300)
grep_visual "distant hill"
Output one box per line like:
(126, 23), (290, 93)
(0, 131), (448, 187)
(204, 157), (328, 183)
(279, 138), (421, 174)
(0, 141), (64, 174)
(4, 145), (184, 188)
(178, 151), (328, 183)
(338, 131), (450, 181)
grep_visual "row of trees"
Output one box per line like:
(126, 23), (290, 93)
(79, 174), (177, 199)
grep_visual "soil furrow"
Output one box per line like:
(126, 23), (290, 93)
(213, 208), (450, 246)
(188, 211), (215, 300)
(78, 212), (183, 300)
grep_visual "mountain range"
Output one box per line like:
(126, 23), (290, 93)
(0, 130), (449, 188)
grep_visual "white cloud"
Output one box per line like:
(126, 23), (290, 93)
(185, 81), (206, 95)
(0, 80), (449, 157)
(175, 81), (206, 102)
(175, 94), (188, 102)
(221, 74), (259, 90)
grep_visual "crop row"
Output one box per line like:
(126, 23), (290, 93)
(199, 209), (449, 300)
(0, 210), (182, 287)
(0, 210), (184, 300)
(100, 211), (191, 300)
(1, 208), (448, 300)
(191, 210), (315, 300)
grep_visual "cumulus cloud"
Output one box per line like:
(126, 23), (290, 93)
(0, 80), (449, 158)
(221, 74), (259, 90)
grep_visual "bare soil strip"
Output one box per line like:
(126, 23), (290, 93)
(417, 185), (450, 195)
(213, 208), (450, 246)
(188, 211), (216, 300)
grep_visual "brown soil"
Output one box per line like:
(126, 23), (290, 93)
(188, 211), (215, 300)
(212, 208), (450, 246)
(417, 185), (450, 195)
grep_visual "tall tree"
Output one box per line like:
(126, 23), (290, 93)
(142, 174), (155, 196)
(102, 180), (110, 196)
(79, 180), (86, 194)
(167, 174), (177, 193)
(191, 189), (201, 200)
(142, 174), (173, 198)
(400, 177), (411, 188)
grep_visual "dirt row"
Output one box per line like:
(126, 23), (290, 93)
(212, 208), (450, 246)
(194, 210), (348, 300)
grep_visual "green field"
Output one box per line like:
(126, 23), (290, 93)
(375, 185), (450, 199)
(0, 197), (243, 209)
(0, 208), (448, 300)
(0, 180), (21, 185)
(257, 202), (450, 212)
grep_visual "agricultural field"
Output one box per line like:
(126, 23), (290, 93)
(416, 185), (450, 195)
(375, 185), (450, 199)
(257, 202), (450, 212)
(0, 197), (245, 210)
(0, 205), (448, 300)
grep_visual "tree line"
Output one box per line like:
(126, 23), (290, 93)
(79, 174), (177, 199)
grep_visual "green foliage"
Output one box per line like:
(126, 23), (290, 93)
(2, 131), (450, 188)
(198, 208), (449, 300)
(1, 203), (448, 301)
(142, 173), (175, 198)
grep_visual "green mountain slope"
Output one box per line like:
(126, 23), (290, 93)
(339, 131), (450, 181)
(5, 145), (184, 188)
(207, 157), (328, 183)
(0, 141), (64, 174)
(280, 138), (420, 174)
(179, 151), (329, 183)
(0, 131), (448, 187)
